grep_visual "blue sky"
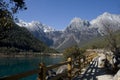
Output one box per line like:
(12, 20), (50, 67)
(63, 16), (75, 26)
(16, 0), (120, 30)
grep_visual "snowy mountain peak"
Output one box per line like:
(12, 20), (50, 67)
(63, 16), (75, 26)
(99, 12), (114, 20)
(17, 20), (55, 33)
(90, 12), (120, 25)
(67, 17), (90, 30)
(70, 17), (90, 26)
(102, 12), (111, 16)
(90, 12), (120, 35)
(30, 21), (41, 25)
(70, 17), (82, 23)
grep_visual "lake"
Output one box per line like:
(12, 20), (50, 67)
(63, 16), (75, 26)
(0, 56), (63, 80)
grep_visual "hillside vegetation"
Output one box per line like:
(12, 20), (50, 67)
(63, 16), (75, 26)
(81, 30), (120, 49)
(0, 24), (57, 53)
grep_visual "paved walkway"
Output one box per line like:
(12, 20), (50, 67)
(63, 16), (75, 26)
(73, 57), (113, 80)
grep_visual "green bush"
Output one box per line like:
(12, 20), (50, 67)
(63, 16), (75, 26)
(63, 45), (85, 59)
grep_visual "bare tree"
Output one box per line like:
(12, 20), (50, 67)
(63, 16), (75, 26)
(101, 21), (120, 69)
(102, 21), (119, 55)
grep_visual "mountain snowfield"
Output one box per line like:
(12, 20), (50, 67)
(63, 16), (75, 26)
(17, 12), (120, 51)
(91, 12), (120, 25)
(17, 20), (55, 32)
(90, 12), (120, 34)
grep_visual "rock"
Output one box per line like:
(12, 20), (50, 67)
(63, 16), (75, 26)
(98, 56), (106, 68)
(56, 65), (69, 80)
(56, 65), (67, 74)
(46, 70), (56, 80)
(113, 70), (120, 80)
(97, 75), (113, 80)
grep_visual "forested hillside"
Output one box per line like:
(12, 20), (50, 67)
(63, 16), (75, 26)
(0, 24), (57, 53)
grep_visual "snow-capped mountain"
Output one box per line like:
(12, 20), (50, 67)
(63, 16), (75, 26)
(17, 20), (55, 46)
(56, 17), (99, 50)
(17, 12), (120, 51)
(90, 12), (120, 34)
(91, 12), (120, 25)
(65, 18), (90, 32)
(70, 17), (90, 26)
(70, 17), (90, 28)
(17, 20), (55, 32)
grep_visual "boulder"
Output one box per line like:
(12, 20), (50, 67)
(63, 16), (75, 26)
(56, 65), (67, 74)
(113, 70), (120, 80)
(98, 56), (106, 68)
(46, 70), (56, 80)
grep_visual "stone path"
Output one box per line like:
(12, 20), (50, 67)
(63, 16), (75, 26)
(73, 57), (113, 80)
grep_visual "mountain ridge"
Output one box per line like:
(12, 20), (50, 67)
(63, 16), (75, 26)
(17, 12), (120, 51)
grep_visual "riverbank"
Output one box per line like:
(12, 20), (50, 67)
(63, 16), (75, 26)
(0, 52), (63, 58)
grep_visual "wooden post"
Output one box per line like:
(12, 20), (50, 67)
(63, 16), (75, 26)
(79, 56), (81, 73)
(67, 57), (72, 80)
(86, 56), (88, 64)
(84, 56), (86, 67)
(90, 58), (93, 63)
(38, 63), (46, 80)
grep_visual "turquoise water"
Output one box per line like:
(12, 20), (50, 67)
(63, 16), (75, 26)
(0, 56), (63, 80)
